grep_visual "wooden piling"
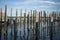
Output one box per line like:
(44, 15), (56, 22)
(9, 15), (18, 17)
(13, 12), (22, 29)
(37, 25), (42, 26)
(0, 8), (2, 40)
(10, 8), (12, 40)
(4, 5), (7, 40)
(14, 9), (18, 40)
(33, 10), (34, 40)
(27, 12), (29, 40)
(24, 9), (26, 40)
(35, 10), (36, 40)
(39, 11), (40, 40)
(50, 12), (54, 40)
(36, 11), (39, 40)
(41, 11), (43, 40)
(20, 9), (22, 40)
(43, 11), (46, 40)
(30, 10), (33, 40)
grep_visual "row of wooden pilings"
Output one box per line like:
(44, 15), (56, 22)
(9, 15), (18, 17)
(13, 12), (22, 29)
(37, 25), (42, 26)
(0, 5), (60, 40)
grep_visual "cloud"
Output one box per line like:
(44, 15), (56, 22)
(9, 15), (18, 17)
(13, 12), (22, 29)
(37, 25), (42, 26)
(12, 0), (60, 5)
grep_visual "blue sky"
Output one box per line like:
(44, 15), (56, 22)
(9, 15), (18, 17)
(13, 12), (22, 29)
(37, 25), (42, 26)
(0, 0), (60, 16)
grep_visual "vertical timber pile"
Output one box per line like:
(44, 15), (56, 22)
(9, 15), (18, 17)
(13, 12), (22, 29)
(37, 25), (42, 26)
(50, 12), (54, 40)
(30, 10), (33, 40)
(14, 9), (18, 40)
(4, 5), (7, 40)
(10, 8), (12, 40)
(0, 8), (2, 40)
(24, 9), (26, 40)
(43, 11), (46, 40)
(27, 12), (29, 40)
(28, 12), (30, 40)
(20, 9), (22, 40)
(33, 10), (34, 40)
(16, 9), (18, 40)
(36, 11), (39, 40)
(47, 11), (48, 40)
(34, 10), (36, 40)
(41, 11), (43, 40)
(31, 10), (33, 40)
(39, 11), (40, 40)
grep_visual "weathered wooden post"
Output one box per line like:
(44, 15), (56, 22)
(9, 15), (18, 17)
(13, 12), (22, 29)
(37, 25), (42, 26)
(38, 11), (40, 40)
(27, 11), (31, 40)
(50, 12), (54, 40)
(30, 10), (33, 40)
(4, 5), (7, 40)
(47, 11), (48, 40)
(28, 11), (30, 40)
(20, 9), (22, 40)
(14, 9), (18, 40)
(31, 10), (33, 30)
(43, 11), (46, 40)
(0, 8), (2, 40)
(27, 11), (29, 40)
(33, 10), (36, 40)
(10, 8), (12, 40)
(33, 10), (34, 40)
(24, 9), (26, 40)
(40, 11), (43, 40)
(36, 11), (39, 40)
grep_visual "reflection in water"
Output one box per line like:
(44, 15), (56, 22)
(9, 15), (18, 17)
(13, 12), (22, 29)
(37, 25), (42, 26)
(1, 22), (60, 40)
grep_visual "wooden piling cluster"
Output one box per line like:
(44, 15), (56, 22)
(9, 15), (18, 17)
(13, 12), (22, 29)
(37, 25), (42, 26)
(0, 5), (60, 40)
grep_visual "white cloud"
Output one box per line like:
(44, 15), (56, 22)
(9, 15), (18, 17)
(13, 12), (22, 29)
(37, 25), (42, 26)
(33, 5), (51, 9)
(12, 0), (60, 5)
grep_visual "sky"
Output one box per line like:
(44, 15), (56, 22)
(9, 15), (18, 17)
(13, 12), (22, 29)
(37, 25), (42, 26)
(0, 0), (60, 16)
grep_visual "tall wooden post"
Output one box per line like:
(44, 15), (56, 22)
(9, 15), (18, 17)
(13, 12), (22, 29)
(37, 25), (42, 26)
(24, 9), (26, 40)
(0, 8), (2, 40)
(4, 5), (7, 40)
(31, 10), (33, 30)
(30, 10), (33, 40)
(20, 9), (22, 40)
(47, 11), (48, 40)
(10, 8), (12, 40)
(36, 11), (39, 40)
(32, 10), (35, 40)
(27, 12), (29, 40)
(14, 9), (18, 40)
(41, 11), (43, 40)
(50, 12), (54, 40)
(38, 11), (40, 40)
(28, 12), (31, 40)
(43, 11), (46, 40)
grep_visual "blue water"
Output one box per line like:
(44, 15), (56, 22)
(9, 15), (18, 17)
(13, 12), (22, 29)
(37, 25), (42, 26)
(1, 22), (60, 40)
